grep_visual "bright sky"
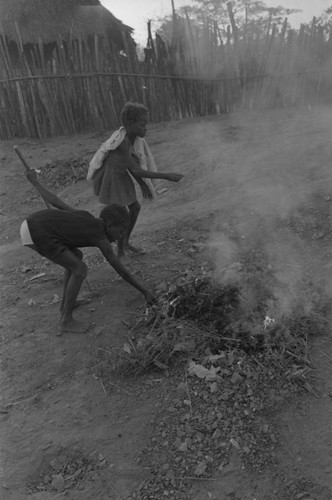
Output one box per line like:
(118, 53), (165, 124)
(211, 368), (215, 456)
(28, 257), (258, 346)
(101, 0), (332, 44)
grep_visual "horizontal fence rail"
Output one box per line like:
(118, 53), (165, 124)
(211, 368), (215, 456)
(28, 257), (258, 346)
(0, 70), (328, 140)
(1, 13), (332, 139)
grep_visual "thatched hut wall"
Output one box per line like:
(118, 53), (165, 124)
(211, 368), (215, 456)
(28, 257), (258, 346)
(0, 1), (137, 74)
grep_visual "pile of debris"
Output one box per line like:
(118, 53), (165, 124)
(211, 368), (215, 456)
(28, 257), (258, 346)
(39, 158), (88, 189)
(27, 448), (108, 494)
(107, 267), (326, 377)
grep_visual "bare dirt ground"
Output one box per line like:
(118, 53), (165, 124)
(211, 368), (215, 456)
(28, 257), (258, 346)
(1, 107), (332, 500)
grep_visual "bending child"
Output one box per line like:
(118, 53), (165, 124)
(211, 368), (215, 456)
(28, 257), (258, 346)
(20, 169), (156, 335)
(88, 102), (183, 258)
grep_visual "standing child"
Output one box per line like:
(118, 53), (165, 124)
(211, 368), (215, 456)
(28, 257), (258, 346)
(20, 170), (155, 335)
(87, 102), (183, 258)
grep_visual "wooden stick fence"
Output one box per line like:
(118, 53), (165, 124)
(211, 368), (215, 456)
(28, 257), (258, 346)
(0, 14), (332, 139)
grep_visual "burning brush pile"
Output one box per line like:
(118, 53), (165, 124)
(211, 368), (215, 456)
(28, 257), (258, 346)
(113, 266), (328, 379)
(99, 265), (329, 499)
(97, 264), (329, 497)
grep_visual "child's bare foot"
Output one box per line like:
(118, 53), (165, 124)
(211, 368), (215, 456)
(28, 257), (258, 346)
(73, 298), (91, 309)
(125, 244), (146, 255)
(60, 319), (89, 334)
(60, 298), (91, 312)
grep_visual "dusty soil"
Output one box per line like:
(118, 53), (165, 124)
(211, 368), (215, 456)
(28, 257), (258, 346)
(1, 106), (332, 500)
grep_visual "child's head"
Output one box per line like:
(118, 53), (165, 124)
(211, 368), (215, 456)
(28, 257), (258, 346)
(121, 102), (148, 138)
(99, 204), (129, 242)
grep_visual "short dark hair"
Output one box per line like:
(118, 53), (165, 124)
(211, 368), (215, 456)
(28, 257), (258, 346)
(99, 204), (129, 228)
(121, 102), (148, 127)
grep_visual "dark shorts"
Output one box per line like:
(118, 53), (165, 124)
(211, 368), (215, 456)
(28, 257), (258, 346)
(26, 209), (105, 260)
(33, 240), (77, 260)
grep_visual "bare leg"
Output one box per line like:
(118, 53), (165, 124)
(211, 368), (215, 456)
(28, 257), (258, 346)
(26, 245), (89, 334)
(60, 267), (70, 312)
(59, 249), (90, 311)
(123, 201), (145, 254)
(50, 249), (89, 333)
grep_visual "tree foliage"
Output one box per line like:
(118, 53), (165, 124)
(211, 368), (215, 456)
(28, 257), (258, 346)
(0, 0), (101, 20)
(317, 5), (332, 25)
(155, 0), (301, 43)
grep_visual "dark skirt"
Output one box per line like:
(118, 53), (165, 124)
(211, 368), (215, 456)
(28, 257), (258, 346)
(93, 150), (137, 206)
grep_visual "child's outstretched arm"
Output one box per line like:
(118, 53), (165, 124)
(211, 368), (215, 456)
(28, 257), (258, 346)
(97, 239), (156, 304)
(118, 140), (184, 184)
(129, 166), (183, 183)
(26, 170), (74, 211)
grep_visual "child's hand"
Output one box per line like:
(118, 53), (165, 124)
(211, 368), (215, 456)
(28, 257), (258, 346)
(166, 173), (184, 182)
(140, 183), (153, 200)
(26, 169), (38, 184)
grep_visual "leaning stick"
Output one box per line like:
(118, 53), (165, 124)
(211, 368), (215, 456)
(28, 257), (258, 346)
(13, 145), (51, 209)
(14, 145), (92, 292)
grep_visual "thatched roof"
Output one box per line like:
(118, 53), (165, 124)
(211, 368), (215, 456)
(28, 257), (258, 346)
(0, 2), (135, 47)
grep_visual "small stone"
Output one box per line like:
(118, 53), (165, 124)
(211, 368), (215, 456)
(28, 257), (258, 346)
(178, 441), (188, 452)
(210, 382), (218, 393)
(231, 372), (244, 385)
(21, 266), (32, 273)
(49, 457), (65, 469)
(312, 231), (324, 240)
(219, 391), (229, 401)
(194, 461), (207, 476)
(212, 429), (222, 440)
(165, 469), (175, 482)
(230, 438), (240, 449)
(157, 281), (168, 292)
(51, 474), (65, 491)
(196, 432), (204, 442)
(177, 382), (187, 392)
(270, 433), (277, 443)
